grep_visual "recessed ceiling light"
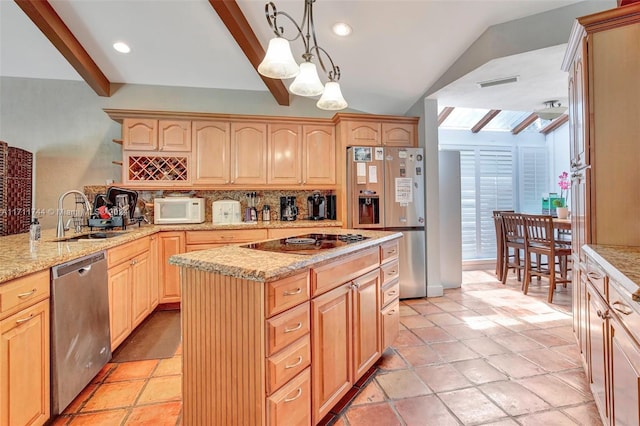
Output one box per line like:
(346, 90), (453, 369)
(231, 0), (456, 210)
(113, 42), (131, 54)
(332, 23), (352, 37)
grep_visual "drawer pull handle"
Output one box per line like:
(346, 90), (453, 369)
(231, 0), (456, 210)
(596, 309), (610, 319)
(284, 388), (303, 403)
(389, 270), (397, 275)
(388, 290), (397, 296)
(387, 249), (397, 255)
(587, 271), (603, 280)
(285, 356), (303, 369)
(17, 289), (37, 299)
(15, 313), (36, 325)
(283, 288), (302, 296)
(632, 289), (640, 302)
(387, 310), (396, 315)
(613, 301), (634, 316)
(284, 322), (303, 333)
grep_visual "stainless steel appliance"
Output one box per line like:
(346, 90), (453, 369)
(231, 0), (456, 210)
(244, 192), (260, 223)
(326, 194), (337, 220)
(51, 251), (111, 415)
(307, 191), (326, 220)
(347, 146), (426, 298)
(243, 233), (368, 255)
(280, 196), (298, 221)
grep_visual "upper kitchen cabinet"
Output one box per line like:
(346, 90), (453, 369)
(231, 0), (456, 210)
(192, 121), (231, 186)
(334, 114), (419, 148)
(122, 119), (191, 152)
(303, 125), (336, 185)
(268, 123), (303, 186)
(231, 122), (268, 185)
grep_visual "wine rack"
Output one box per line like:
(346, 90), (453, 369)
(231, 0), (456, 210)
(127, 155), (188, 182)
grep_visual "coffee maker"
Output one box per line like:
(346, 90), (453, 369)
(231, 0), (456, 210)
(307, 192), (326, 220)
(280, 196), (298, 221)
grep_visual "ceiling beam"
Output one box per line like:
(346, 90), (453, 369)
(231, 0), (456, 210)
(437, 107), (455, 126)
(511, 113), (539, 135)
(14, 0), (111, 97)
(209, 0), (290, 106)
(539, 114), (569, 135)
(471, 109), (501, 133)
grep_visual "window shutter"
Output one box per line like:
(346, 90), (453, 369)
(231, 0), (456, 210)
(518, 147), (548, 213)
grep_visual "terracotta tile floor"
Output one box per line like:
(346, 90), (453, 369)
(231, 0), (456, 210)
(52, 269), (600, 426)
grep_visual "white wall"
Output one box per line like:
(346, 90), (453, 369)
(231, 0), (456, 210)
(546, 122), (571, 203)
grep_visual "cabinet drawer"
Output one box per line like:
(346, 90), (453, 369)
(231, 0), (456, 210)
(266, 335), (311, 395)
(108, 237), (149, 268)
(267, 302), (310, 356)
(381, 299), (400, 350)
(311, 247), (379, 296)
(0, 270), (50, 319)
(609, 281), (640, 345)
(381, 260), (399, 286)
(380, 240), (399, 264)
(266, 271), (310, 317)
(267, 368), (311, 426)
(185, 229), (268, 245)
(585, 257), (607, 300)
(381, 278), (400, 308)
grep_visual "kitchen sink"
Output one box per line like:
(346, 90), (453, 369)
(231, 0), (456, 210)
(55, 231), (127, 242)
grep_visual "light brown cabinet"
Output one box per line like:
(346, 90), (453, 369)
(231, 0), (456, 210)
(158, 231), (186, 304)
(0, 270), (51, 426)
(107, 236), (155, 350)
(268, 123), (303, 186)
(382, 122), (415, 147)
(231, 122), (268, 185)
(335, 116), (417, 147)
(185, 229), (268, 252)
(192, 121), (231, 185)
(122, 118), (191, 152)
(303, 124), (336, 185)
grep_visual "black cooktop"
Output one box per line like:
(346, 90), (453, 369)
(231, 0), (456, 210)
(242, 233), (369, 255)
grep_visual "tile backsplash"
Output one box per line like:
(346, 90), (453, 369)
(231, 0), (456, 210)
(84, 186), (334, 223)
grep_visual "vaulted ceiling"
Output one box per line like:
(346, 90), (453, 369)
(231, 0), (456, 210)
(1, 0), (617, 121)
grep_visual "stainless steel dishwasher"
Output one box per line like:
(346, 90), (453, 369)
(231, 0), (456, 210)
(51, 251), (111, 415)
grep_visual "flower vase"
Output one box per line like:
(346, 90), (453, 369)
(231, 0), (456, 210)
(556, 207), (569, 219)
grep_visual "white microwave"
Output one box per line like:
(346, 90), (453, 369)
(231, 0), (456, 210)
(154, 197), (205, 224)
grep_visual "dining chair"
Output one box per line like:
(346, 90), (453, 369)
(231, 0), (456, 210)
(500, 212), (526, 284)
(493, 210), (514, 282)
(522, 214), (571, 303)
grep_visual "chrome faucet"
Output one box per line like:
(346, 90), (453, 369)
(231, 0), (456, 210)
(56, 190), (92, 238)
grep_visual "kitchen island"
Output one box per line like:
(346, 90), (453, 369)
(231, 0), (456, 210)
(169, 229), (402, 426)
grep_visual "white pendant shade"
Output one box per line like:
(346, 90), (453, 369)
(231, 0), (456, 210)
(316, 81), (348, 110)
(258, 37), (299, 79)
(289, 62), (324, 97)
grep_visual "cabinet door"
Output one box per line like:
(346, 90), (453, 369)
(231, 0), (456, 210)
(303, 125), (335, 185)
(131, 251), (152, 328)
(344, 120), (381, 146)
(571, 167), (589, 259)
(231, 122), (268, 185)
(587, 284), (609, 423)
(159, 232), (186, 304)
(192, 121), (231, 185)
(381, 122), (415, 147)
(572, 51), (587, 169)
(0, 299), (49, 426)
(123, 118), (158, 150)
(352, 270), (380, 379)
(108, 261), (132, 350)
(269, 124), (302, 185)
(610, 314), (640, 426)
(159, 120), (191, 151)
(312, 284), (352, 424)
(381, 299), (400, 350)
(149, 235), (159, 309)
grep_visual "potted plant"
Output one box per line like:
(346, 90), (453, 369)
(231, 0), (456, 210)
(555, 171), (570, 219)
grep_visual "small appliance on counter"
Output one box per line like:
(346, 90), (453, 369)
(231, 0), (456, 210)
(154, 197), (205, 224)
(307, 191), (326, 220)
(212, 200), (242, 224)
(326, 194), (337, 220)
(244, 192), (260, 222)
(280, 196), (298, 221)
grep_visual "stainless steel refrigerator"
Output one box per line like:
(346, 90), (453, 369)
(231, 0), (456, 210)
(347, 146), (426, 298)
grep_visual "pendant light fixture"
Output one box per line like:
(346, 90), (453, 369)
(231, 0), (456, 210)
(258, 0), (348, 110)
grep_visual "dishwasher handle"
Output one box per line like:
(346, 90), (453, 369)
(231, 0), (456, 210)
(52, 251), (106, 279)
(77, 266), (92, 276)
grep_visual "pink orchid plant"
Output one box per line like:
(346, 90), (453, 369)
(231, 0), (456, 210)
(557, 171), (570, 206)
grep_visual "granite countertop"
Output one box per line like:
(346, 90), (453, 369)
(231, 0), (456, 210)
(169, 229), (403, 282)
(583, 244), (640, 295)
(0, 220), (341, 285)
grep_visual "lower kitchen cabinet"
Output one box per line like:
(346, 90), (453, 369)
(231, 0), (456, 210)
(267, 368), (311, 426)
(0, 299), (50, 426)
(610, 313), (640, 425)
(107, 236), (155, 351)
(381, 298), (400, 349)
(0, 270), (50, 426)
(158, 231), (186, 303)
(586, 283), (609, 422)
(352, 269), (380, 378)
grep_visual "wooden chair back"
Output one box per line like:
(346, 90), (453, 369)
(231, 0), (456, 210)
(501, 212), (525, 244)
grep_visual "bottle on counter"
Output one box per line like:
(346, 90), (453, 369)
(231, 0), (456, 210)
(262, 205), (271, 222)
(29, 218), (41, 241)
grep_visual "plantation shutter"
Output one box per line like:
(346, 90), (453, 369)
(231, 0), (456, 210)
(518, 147), (548, 213)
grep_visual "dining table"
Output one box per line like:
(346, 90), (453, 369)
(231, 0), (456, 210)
(553, 218), (572, 231)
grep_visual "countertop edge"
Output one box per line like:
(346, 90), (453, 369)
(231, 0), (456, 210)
(583, 244), (640, 294)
